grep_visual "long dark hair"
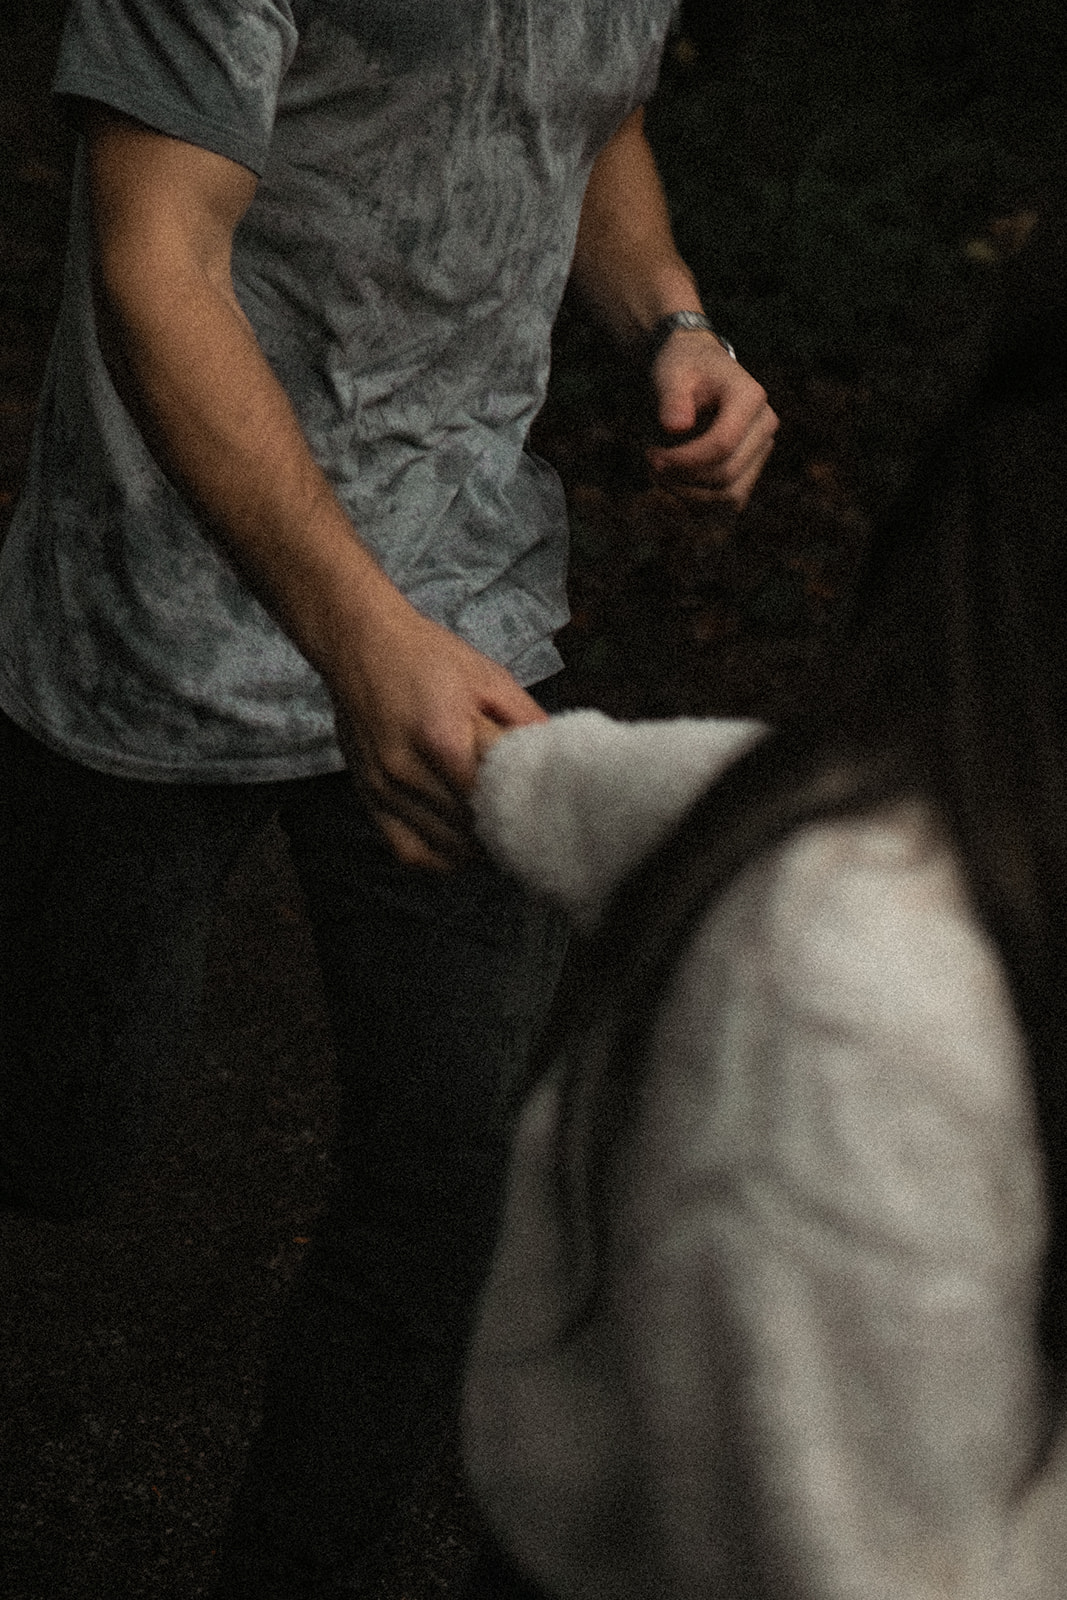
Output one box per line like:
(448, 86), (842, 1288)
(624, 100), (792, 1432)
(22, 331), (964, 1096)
(545, 206), (1067, 1392)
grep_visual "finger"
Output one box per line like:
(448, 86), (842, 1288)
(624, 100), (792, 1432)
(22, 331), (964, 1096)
(656, 382), (700, 437)
(650, 399), (777, 475)
(652, 338), (741, 436)
(658, 445), (774, 515)
(377, 811), (460, 873)
(714, 434), (777, 510)
(652, 424), (776, 505)
(473, 683), (550, 737)
(346, 712), (469, 814)
(416, 690), (547, 799)
(369, 778), (475, 869)
(339, 722), (474, 858)
(371, 762), (472, 844)
(648, 423), (768, 487)
(473, 713), (513, 762)
(730, 435), (778, 506)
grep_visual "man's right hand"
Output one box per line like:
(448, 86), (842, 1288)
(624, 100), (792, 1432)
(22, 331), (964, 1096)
(329, 596), (548, 872)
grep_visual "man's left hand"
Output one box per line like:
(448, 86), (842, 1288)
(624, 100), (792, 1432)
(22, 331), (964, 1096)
(647, 330), (778, 512)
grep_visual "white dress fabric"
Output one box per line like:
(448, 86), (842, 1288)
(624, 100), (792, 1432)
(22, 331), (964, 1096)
(464, 709), (1067, 1600)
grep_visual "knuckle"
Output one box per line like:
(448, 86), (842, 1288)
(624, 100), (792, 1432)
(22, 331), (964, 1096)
(390, 826), (434, 870)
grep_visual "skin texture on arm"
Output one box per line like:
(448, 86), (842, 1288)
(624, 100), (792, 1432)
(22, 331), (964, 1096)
(86, 109), (547, 870)
(571, 108), (778, 510)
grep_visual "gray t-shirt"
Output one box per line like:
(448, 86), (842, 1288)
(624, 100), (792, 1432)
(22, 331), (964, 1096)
(0, 0), (676, 781)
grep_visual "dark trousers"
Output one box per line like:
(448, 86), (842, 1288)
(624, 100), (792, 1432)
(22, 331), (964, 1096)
(0, 706), (565, 1597)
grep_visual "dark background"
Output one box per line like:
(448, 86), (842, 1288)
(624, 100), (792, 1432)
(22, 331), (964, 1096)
(1, 4), (1065, 1596)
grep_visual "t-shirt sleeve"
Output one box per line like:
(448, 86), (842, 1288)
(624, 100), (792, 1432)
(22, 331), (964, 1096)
(52, 0), (299, 177)
(628, 8), (676, 109)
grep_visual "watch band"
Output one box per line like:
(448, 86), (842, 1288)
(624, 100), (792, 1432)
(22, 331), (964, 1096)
(648, 310), (737, 363)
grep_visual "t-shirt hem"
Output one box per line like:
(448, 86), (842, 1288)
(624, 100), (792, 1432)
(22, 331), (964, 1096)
(0, 678), (347, 786)
(0, 644), (563, 785)
(499, 637), (565, 689)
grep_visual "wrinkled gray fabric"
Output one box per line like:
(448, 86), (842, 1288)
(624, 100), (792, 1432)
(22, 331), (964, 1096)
(0, 0), (676, 781)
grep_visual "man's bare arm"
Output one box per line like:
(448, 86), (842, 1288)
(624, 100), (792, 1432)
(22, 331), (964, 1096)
(87, 109), (546, 868)
(571, 108), (777, 509)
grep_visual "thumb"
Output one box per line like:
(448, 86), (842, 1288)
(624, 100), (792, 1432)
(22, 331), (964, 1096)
(480, 679), (550, 731)
(657, 379), (698, 437)
(473, 713), (511, 763)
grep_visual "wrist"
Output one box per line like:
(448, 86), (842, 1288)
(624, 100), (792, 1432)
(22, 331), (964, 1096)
(647, 310), (737, 365)
(266, 510), (408, 683)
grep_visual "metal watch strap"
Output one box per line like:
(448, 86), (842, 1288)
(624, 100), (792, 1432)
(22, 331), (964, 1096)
(648, 310), (737, 363)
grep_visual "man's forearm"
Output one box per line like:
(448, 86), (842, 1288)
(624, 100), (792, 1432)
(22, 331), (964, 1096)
(95, 230), (405, 685)
(569, 107), (777, 511)
(570, 107), (704, 346)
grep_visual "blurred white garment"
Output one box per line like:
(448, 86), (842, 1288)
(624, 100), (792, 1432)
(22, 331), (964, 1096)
(464, 710), (1064, 1600)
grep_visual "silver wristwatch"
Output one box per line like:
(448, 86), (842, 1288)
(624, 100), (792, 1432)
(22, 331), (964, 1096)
(648, 310), (737, 363)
